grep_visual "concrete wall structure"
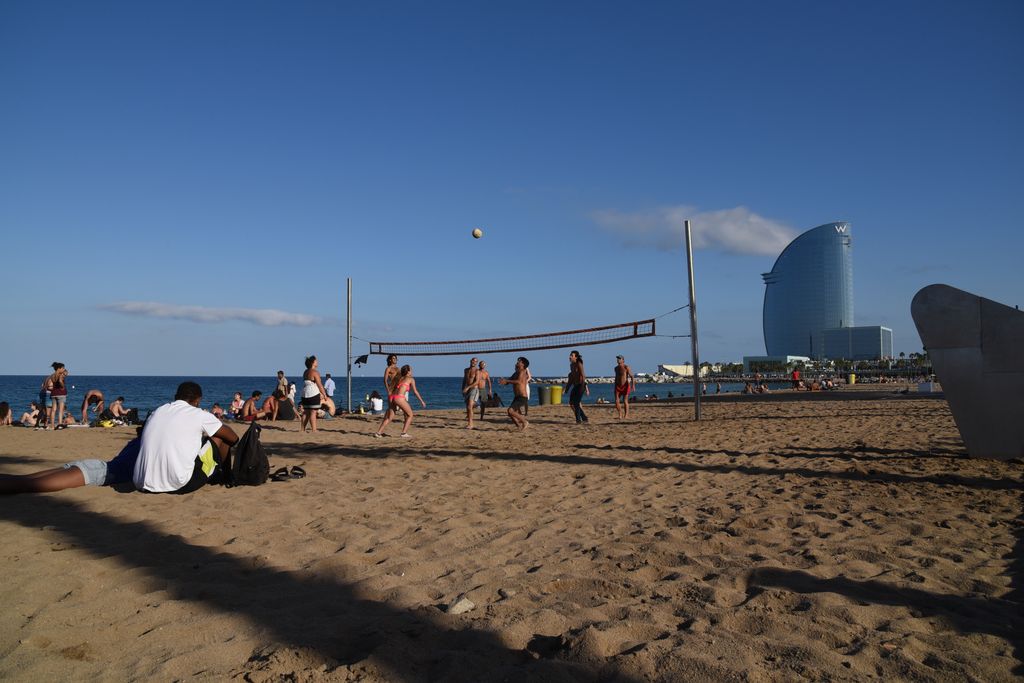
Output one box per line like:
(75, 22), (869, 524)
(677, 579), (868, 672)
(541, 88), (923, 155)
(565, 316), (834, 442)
(911, 284), (1024, 461)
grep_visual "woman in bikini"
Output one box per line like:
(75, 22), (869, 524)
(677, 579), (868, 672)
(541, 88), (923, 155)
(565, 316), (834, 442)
(300, 355), (328, 433)
(374, 364), (425, 438)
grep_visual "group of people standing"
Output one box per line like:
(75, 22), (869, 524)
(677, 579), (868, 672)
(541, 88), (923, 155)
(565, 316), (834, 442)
(369, 350), (637, 437)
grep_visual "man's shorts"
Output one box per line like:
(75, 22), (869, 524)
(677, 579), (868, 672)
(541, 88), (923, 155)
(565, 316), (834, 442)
(65, 438), (142, 486)
(510, 395), (529, 412)
(173, 440), (217, 495)
(466, 387), (480, 405)
(614, 384), (631, 398)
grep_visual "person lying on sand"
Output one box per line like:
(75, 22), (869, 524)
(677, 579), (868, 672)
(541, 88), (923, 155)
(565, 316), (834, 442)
(0, 382), (238, 495)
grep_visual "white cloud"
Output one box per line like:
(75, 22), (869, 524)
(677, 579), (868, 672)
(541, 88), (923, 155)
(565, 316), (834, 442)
(100, 302), (325, 327)
(591, 205), (796, 256)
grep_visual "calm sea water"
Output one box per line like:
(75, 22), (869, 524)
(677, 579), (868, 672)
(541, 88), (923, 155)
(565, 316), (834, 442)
(0, 375), (765, 419)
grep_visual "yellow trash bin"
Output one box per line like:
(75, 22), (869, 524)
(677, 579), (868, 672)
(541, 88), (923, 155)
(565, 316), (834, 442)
(848, 373), (856, 385)
(549, 385), (563, 404)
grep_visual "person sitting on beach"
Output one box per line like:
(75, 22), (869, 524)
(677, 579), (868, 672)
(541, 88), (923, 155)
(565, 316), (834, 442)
(62, 411), (77, 426)
(241, 391), (264, 421)
(229, 392), (244, 417)
(0, 402), (11, 426)
(743, 382), (754, 394)
(210, 403), (225, 418)
(276, 394), (299, 421)
(498, 357), (530, 431)
(81, 390), (104, 424)
(262, 391), (280, 421)
(20, 402), (40, 427)
(0, 381), (239, 495)
(109, 397), (129, 419)
(369, 391), (384, 415)
(318, 394), (335, 419)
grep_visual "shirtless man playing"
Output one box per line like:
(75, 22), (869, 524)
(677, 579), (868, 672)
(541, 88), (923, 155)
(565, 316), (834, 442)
(498, 357), (530, 431)
(462, 357), (480, 429)
(81, 390), (104, 424)
(613, 355), (635, 419)
(477, 360), (494, 420)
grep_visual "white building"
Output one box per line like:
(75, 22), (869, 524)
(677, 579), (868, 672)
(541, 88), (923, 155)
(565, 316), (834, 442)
(657, 363), (710, 378)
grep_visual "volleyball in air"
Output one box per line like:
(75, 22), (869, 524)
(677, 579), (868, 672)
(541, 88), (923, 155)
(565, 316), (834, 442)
(472, 228), (483, 239)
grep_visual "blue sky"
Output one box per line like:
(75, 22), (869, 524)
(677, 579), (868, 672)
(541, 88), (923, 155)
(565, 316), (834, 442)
(1, 1), (1021, 378)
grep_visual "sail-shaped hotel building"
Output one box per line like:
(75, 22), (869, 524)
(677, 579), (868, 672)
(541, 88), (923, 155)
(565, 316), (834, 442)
(762, 222), (854, 358)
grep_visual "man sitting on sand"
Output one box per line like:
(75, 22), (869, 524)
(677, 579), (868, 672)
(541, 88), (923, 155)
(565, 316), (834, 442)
(498, 357), (530, 431)
(241, 391), (265, 421)
(114, 397), (131, 419)
(0, 381), (239, 495)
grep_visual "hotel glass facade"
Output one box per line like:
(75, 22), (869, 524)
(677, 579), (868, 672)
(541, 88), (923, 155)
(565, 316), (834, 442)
(822, 326), (893, 361)
(762, 222), (854, 358)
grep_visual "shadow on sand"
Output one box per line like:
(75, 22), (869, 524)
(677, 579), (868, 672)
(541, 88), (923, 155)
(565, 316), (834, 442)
(0, 496), (641, 682)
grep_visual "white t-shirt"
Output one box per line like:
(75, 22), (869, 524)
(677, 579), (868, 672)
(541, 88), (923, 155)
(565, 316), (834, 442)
(133, 400), (224, 493)
(370, 397), (383, 412)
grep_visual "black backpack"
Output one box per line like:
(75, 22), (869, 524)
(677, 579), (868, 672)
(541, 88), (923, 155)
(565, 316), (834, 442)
(228, 422), (270, 486)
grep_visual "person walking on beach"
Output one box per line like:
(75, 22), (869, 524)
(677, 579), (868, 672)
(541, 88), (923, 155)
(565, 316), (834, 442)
(462, 357), (480, 429)
(477, 360), (494, 420)
(499, 357), (530, 431)
(81, 389), (104, 425)
(564, 350), (589, 424)
(0, 381), (239, 495)
(613, 355), (635, 419)
(300, 355), (328, 433)
(374, 365), (425, 438)
(276, 370), (289, 398)
(382, 354), (400, 416)
(324, 373), (335, 400)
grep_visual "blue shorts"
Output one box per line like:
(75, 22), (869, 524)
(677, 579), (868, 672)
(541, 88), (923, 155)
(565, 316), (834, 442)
(64, 438), (141, 486)
(40, 391), (52, 409)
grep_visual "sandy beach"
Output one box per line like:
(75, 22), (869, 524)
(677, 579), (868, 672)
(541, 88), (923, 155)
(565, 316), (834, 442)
(1, 393), (1021, 681)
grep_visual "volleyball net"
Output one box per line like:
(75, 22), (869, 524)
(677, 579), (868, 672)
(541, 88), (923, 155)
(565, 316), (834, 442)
(369, 319), (656, 357)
